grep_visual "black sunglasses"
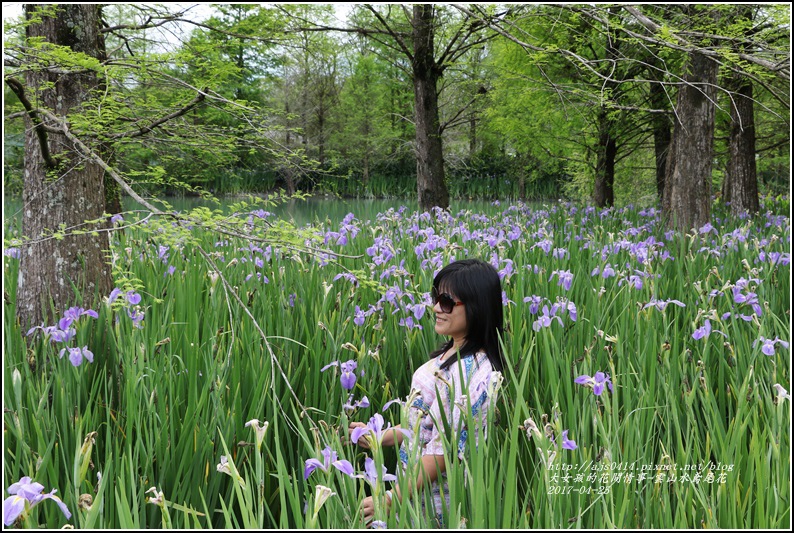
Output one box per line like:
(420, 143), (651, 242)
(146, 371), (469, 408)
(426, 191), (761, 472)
(431, 287), (464, 314)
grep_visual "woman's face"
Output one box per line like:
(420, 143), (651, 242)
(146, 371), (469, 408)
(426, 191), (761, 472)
(433, 288), (468, 345)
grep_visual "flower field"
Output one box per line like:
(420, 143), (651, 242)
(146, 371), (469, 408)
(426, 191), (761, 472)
(3, 197), (791, 528)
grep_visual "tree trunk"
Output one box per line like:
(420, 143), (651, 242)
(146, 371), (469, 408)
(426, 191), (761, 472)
(18, 4), (113, 328)
(649, 80), (671, 204)
(412, 5), (449, 211)
(593, 109), (616, 207)
(317, 102), (325, 166)
(723, 76), (759, 217)
(469, 115), (477, 157)
(363, 150), (370, 188)
(593, 14), (619, 208)
(283, 166), (296, 195)
(662, 49), (718, 231)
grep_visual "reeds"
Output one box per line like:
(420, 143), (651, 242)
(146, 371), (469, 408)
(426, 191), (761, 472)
(3, 197), (790, 528)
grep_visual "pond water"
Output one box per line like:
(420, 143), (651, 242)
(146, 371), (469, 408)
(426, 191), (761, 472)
(4, 194), (505, 230)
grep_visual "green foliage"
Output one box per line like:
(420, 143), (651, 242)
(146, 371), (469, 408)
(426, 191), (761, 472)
(3, 198), (791, 528)
(3, 4), (789, 204)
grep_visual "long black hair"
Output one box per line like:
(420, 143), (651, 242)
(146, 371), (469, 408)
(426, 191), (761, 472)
(430, 258), (506, 372)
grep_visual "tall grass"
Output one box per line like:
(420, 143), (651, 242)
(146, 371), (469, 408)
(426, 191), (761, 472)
(3, 197), (790, 528)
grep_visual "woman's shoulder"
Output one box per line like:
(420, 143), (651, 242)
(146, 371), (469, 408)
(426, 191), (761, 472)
(412, 356), (444, 381)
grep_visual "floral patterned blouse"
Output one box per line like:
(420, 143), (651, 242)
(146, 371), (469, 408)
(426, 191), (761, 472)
(398, 350), (497, 521)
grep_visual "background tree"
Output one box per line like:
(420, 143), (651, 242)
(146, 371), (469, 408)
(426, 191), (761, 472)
(289, 4), (511, 210)
(8, 5), (114, 327)
(3, 4), (303, 326)
(719, 4), (786, 216)
(461, 3), (790, 229)
(482, 5), (660, 204)
(617, 5), (789, 227)
(334, 51), (389, 189)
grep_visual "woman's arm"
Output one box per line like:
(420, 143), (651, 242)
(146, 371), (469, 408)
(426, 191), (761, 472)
(348, 423), (406, 449)
(393, 453), (446, 502)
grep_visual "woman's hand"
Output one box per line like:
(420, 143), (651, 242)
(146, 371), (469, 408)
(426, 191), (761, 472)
(347, 422), (371, 449)
(360, 495), (376, 522)
(359, 493), (391, 526)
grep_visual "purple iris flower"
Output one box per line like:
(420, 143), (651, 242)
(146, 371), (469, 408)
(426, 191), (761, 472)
(643, 299), (686, 311)
(498, 259), (515, 280)
(58, 306), (99, 330)
(532, 306), (564, 332)
(127, 307), (145, 329)
(3, 476), (71, 526)
(574, 371), (613, 396)
(351, 413), (412, 448)
(620, 274), (643, 290)
(4, 248), (20, 259)
(107, 288), (123, 304)
(126, 291), (142, 305)
(407, 303), (426, 321)
(303, 446), (355, 480)
(58, 346), (94, 367)
(157, 246), (169, 263)
(110, 213), (124, 225)
(698, 222), (716, 235)
(692, 319), (728, 341)
(340, 360), (357, 390)
(561, 430), (577, 450)
(732, 286), (763, 316)
(321, 360), (358, 390)
(523, 295), (544, 315)
(754, 336), (790, 357)
(534, 239), (553, 255)
(50, 328), (73, 343)
(343, 395), (370, 412)
(692, 319), (711, 340)
(334, 272), (359, 286)
(355, 457), (397, 486)
(549, 270), (573, 291)
(399, 316), (422, 330)
(381, 397), (404, 412)
(353, 306), (366, 326)
(767, 252), (790, 266)
(564, 300), (577, 321)
(26, 324), (72, 343)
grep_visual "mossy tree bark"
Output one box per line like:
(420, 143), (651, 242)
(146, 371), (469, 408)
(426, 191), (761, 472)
(17, 4), (113, 328)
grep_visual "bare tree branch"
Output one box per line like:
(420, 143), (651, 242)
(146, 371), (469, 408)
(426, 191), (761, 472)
(365, 4), (414, 63)
(108, 91), (206, 140)
(621, 6), (790, 80)
(5, 77), (57, 168)
(440, 94), (480, 134)
(451, 4), (544, 52)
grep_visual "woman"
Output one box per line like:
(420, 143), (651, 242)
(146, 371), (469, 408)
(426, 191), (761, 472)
(351, 258), (506, 526)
